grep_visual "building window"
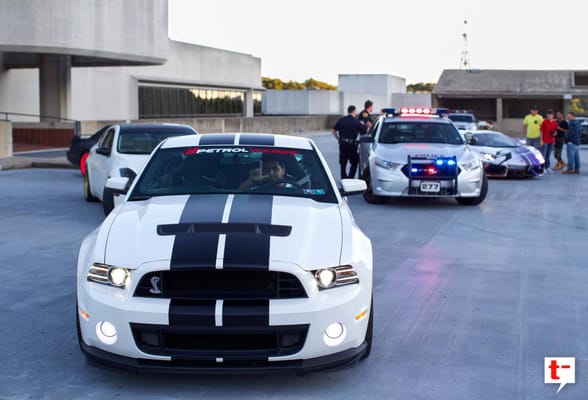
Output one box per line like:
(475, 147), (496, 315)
(574, 73), (588, 87)
(253, 92), (262, 114)
(139, 86), (246, 118)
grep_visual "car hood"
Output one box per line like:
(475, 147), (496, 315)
(472, 145), (542, 166)
(103, 194), (343, 271)
(374, 143), (468, 162)
(117, 153), (150, 175)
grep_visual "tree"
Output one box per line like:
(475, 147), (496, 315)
(262, 77), (336, 90)
(407, 82), (436, 93)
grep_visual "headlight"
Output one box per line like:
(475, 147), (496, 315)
(374, 157), (403, 170)
(87, 263), (130, 288)
(481, 153), (496, 161)
(459, 152), (481, 171)
(528, 146), (545, 163)
(314, 265), (359, 290)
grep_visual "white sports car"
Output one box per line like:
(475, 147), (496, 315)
(77, 133), (373, 374)
(84, 123), (198, 215)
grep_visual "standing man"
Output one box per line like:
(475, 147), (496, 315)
(553, 111), (568, 170)
(357, 100), (374, 176)
(562, 112), (582, 174)
(332, 105), (367, 179)
(522, 106), (544, 150)
(540, 110), (557, 172)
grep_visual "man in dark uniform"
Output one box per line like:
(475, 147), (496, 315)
(332, 105), (367, 179)
(357, 100), (374, 175)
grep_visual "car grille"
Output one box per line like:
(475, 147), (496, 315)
(131, 323), (309, 359)
(134, 269), (307, 300)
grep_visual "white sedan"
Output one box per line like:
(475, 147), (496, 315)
(76, 133), (373, 374)
(83, 123), (198, 215)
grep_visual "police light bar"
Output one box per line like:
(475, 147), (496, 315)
(381, 108), (396, 116)
(399, 107), (432, 115)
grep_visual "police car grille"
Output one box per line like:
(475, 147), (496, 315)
(134, 270), (307, 300)
(130, 323), (309, 359)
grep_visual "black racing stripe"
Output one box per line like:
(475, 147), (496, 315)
(223, 195), (273, 270)
(170, 194), (227, 269)
(238, 134), (275, 146)
(223, 300), (269, 327)
(199, 134), (236, 145)
(169, 299), (216, 327)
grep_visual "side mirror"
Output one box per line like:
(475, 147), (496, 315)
(105, 176), (130, 195)
(464, 133), (477, 145)
(339, 179), (367, 196)
(96, 146), (111, 156)
(358, 135), (374, 143)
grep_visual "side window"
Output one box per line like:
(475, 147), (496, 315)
(371, 120), (380, 137)
(99, 128), (115, 150)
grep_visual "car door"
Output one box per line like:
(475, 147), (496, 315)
(89, 126), (116, 199)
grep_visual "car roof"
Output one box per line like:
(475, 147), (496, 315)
(116, 123), (197, 133)
(160, 132), (314, 150)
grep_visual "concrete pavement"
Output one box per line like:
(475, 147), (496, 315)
(0, 148), (76, 170)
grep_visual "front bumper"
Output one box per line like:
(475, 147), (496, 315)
(77, 262), (372, 373)
(369, 163), (483, 198)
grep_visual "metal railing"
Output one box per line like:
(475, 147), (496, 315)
(0, 111), (81, 136)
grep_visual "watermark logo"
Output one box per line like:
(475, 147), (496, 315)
(544, 357), (575, 393)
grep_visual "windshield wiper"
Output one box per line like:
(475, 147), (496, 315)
(129, 195), (152, 201)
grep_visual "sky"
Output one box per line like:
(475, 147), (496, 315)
(168, 0), (588, 86)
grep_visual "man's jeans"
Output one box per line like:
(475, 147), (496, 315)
(566, 142), (581, 171)
(541, 143), (553, 169)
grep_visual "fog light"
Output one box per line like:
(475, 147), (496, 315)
(96, 321), (118, 345)
(315, 269), (336, 288)
(323, 322), (346, 347)
(108, 267), (129, 287)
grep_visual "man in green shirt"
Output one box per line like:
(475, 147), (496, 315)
(522, 106), (544, 149)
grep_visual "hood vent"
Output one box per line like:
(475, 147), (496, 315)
(157, 223), (291, 237)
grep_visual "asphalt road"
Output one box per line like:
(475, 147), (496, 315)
(1, 133), (588, 399)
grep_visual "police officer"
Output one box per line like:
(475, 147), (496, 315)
(357, 100), (374, 175)
(332, 105), (367, 179)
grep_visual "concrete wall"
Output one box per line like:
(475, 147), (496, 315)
(80, 116), (333, 137)
(0, 69), (39, 121)
(390, 93), (431, 108)
(262, 90), (340, 115)
(338, 74), (406, 97)
(0, 121), (12, 157)
(0, 0), (168, 64)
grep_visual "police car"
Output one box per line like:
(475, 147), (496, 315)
(448, 110), (477, 132)
(84, 123), (198, 215)
(77, 133), (373, 374)
(359, 107), (488, 205)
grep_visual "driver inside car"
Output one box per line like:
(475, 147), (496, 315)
(239, 156), (291, 190)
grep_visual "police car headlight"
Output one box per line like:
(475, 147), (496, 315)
(314, 265), (359, 290)
(459, 152), (481, 171)
(374, 157), (403, 171)
(87, 263), (130, 288)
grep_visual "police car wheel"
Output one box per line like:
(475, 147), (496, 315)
(83, 170), (98, 202)
(362, 170), (387, 204)
(456, 174), (488, 206)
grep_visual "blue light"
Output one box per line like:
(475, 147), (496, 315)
(435, 159), (444, 166)
(381, 108), (396, 116)
(410, 168), (418, 173)
(447, 159), (456, 166)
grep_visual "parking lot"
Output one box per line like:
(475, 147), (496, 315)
(1, 134), (588, 399)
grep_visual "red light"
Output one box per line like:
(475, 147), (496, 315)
(400, 107), (409, 114)
(423, 108), (432, 114)
(426, 167), (438, 175)
(400, 106), (432, 115)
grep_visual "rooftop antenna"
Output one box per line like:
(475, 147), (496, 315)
(460, 20), (471, 71)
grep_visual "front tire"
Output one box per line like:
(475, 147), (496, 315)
(362, 170), (387, 204)
(456, 174), (488, 205)
(83, 170), (98, 202)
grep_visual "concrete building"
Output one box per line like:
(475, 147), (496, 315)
(0, 0), (263, 124)
(432, 69), (588, 135)
(263, 74), (431, 116)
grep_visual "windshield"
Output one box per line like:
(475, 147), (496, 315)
(448, 114), (475, 123)
(129, 146), (337, 203)
(472, 132), (519, 148)
(117, 128), (194, 155)
(378, 122), (464, 145)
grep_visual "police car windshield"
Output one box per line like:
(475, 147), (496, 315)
(448, 114), (475, 123)
(471, 132), (519, 148)
(379, 122), (464, 145)
(129, 146), (337, 203)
